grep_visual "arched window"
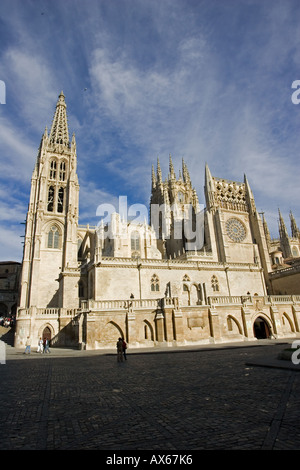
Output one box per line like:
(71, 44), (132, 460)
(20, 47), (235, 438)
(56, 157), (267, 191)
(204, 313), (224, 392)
(131, 231), (140, 259)
(151, 274), (160, 292)
(59, 161), (66, 181)
(57, 187), (64, 213)
(131, 231), (140, 250)
(47, 226), (60, 249)
(49, 160), (57, 180)
(47, 186), (55, 212)
(211, 275), (219, 292)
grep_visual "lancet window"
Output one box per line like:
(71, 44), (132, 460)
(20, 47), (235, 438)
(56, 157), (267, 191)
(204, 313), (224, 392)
(131, 231), (140, 259)
(47, 186), (55, 212)
(57, 187), (64, 213)
(49, 160), (57, 180)
(131, 231), (140, 251)
(47, 225), (60, 249)
(59, 161), (66, 181)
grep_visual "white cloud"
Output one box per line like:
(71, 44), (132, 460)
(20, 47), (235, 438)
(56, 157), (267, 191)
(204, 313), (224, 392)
(1, 48), (58, 130)
(0, 225), (24, 262)
(0, 0), (299, 260)
(79, 180), (121, 224)
(0, 116), (37, 180)
(87, 30), (300, 219)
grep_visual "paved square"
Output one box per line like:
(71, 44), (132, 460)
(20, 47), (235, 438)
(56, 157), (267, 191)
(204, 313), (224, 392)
(0, 341), (300, 451)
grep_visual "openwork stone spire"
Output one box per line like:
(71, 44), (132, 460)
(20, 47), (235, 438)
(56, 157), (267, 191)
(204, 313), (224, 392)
(290, 210), (300, 238)
(49, 91), (69, 146)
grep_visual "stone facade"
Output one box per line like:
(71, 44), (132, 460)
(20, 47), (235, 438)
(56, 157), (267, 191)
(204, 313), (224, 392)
(15, 93), (300, 349)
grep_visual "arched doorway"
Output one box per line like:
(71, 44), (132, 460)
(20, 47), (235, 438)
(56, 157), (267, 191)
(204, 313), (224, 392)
(42, 326), (52, 342)
(253, 316), (270, 339)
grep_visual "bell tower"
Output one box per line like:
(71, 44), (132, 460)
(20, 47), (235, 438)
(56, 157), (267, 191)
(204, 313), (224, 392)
(19, 92), (80, 310)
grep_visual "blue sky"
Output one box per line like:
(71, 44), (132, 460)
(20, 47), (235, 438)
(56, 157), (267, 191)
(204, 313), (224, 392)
(0, 0), (299, 261)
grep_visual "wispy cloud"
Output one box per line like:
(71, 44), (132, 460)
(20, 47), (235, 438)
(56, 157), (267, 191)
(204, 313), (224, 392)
(0, 0), (299, 259)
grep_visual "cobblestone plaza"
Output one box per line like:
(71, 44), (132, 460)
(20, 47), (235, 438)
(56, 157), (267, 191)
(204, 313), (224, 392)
(0, 340), (300, 453)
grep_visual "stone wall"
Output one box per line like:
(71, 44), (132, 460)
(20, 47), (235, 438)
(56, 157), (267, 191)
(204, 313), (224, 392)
(15, 295), (300, 350)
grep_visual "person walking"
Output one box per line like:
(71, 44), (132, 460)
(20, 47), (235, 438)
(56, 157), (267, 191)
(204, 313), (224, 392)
(122, 339), (127, 360)
(116, 337), (123, 362)
(24, 336), (31, 354)
(43, 338), (51, 354)
(37, 337), (43, 353)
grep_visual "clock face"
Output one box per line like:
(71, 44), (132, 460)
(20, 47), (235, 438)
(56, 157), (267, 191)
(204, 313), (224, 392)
(226, 217), (246, 242)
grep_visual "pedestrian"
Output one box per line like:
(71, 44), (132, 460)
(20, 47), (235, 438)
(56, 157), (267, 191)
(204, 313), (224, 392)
(116, 337), (123, 362)
(122, 339), (127, 360)
(43, 338), (51, 354)
(24, 336), (31, 354)
(37, 337), (43, 353)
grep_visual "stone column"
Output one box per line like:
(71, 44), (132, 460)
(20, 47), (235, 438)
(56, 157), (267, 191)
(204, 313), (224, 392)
(172, 309), (184, 343)
(241, 306), (255, 339)
(126, 309), (136, 344)
(163, 307), (174, 342)
(270, 305), (281, 336)
(208, 308), (222, 342)
(85, 316), (96, 349)
(155, 312), (165, 343)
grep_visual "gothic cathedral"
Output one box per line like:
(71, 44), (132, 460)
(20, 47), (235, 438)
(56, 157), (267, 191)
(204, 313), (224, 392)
(15, 93), (300, 349)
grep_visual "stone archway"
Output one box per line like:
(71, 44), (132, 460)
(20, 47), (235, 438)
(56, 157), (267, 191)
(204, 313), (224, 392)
(42, 326), (52, 342)
(102, 321), (124, 345)
(253, 316), (271, 339)
(38, 324), (55, 345)
(190, 284), (201, 305)
(143, 320), (154, 342)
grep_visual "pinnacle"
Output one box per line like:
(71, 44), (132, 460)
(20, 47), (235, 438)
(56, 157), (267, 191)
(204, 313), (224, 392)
(49, 91), (69, 146)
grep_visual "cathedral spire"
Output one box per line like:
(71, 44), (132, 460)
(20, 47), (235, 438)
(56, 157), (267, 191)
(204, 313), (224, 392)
(49, 91), (70, 146)
(290, 210), (300, 238)
(182, 159), (191, 185)
(262, 213), (271, 247)
(204, 163), (214, 210)
(244, 174), (256, 213)
(278, 209), (292, 258)
(169, 154), (176, 180)
(151, 164), (157, 189)
(157, 157), (162, 184)
(278, 209), (288, 238)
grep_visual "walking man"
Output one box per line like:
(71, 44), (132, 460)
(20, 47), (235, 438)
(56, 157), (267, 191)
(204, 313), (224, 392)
(122, 339), (127, 360)
(116, 337), (123, 362)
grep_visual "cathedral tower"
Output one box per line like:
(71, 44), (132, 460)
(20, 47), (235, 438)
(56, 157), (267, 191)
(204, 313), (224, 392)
(150, 156), (201, 258)
(19, 92), (80, 310)
(204, 164), (271, 291)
